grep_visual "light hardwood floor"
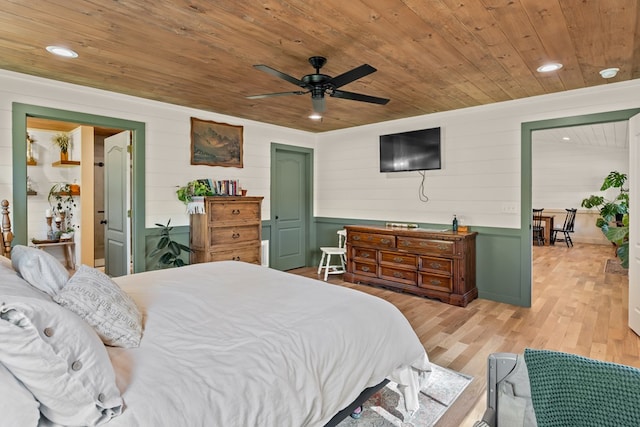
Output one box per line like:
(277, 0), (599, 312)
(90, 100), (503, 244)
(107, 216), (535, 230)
(289, 243), (639, 427)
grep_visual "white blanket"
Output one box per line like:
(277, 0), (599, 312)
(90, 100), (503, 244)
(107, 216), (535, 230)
(101, 261), (430, 427)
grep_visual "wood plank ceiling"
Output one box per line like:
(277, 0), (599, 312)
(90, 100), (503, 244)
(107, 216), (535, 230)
(1, 1), (639, 132)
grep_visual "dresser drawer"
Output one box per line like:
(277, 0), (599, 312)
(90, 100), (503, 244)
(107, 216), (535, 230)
(209, 225), (260, 246)
(349, 232), (395, 249)
(419, 256), (452, 276)
(353, 261), (377, 277)
(419, 272), (452, 293)
(352, 247), (377, 261)
(380, 251), (418, 268)
(208, 200), (260, 224)
(397, 237), (454, 256)
(208, 245), (260, 264)
(380, 266), (417, 286)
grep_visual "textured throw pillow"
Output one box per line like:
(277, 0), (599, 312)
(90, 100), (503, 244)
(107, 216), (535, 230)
(54, 265), (143, 348)
(0, 297), (122, 426)
(0, 362), (41, 427)
(11, 245), (69, 296)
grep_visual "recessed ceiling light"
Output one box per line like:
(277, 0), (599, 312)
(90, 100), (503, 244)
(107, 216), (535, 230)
(309, 113), (322, 120)
(536, 63), (563, 73)
(46, 45), (78, 58)
(599, 68), (619, 79)
(562, 137), (570, 141)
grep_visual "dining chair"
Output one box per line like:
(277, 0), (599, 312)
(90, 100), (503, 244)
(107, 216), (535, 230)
(532, 209), (545, 246)
(317, 229), (347, 281)
(551, 208), (577, 247)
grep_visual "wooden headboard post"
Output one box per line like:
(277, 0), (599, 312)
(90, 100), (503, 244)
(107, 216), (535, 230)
(1, 199), (12, 258)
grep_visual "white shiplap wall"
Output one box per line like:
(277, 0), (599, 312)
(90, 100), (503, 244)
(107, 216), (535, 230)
(0, 69), (314, 228)
(315, 81), (640, 229)
(2, 69), (640, 232)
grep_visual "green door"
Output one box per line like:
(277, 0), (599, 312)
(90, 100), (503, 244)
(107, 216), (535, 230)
(271, 145), (312, 270)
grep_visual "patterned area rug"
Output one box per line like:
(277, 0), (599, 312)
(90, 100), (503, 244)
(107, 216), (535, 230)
(337, 364), (472, 427)
(605, 259), (628, 275)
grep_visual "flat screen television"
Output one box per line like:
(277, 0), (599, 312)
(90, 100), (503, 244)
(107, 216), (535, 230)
(379, 127), (441, 172)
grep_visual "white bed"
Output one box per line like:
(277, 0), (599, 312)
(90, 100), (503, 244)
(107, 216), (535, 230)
(0, 200), (430, 426)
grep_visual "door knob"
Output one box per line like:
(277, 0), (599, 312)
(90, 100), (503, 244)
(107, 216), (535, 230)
(100, 220), (108, 225)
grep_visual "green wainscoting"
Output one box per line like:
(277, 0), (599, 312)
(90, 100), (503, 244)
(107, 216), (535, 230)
(143, 219), (524, 306)
(315, 217), (525, 306)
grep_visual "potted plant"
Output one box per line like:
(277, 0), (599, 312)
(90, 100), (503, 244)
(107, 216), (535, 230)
(149, 219), (191, 268)
(48, 183), (78, 234)
(52, 133), (71, 161)
(581, 171), (629, 267)
(176, 180), (214, 205)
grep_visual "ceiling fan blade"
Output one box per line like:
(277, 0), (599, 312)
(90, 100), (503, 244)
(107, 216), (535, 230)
(331, 89), (389, 105)
(246, 91), (307, 99)
(253, 64), (309, 88)
(329, 64), (377, 88)
(312, 96), (326, 113)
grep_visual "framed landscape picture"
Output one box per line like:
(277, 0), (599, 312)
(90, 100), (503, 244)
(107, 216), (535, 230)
(190, 117), (243, 167)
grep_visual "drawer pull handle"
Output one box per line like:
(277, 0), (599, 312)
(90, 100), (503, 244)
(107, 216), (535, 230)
(361, 253), (370, 258)
(232, 233), (240, 239)
(380, 238), (391, 244)
(400, 241), (409, 246)
(232, 209), (240, 215)
(393, 272), (403, 278)
(430, 262), (442, 269)
(353, 235), (361, 241)
(437, 244), (447, 250)
(430, 279), (442, 285)
(393, 257), (404, 263)
(361, 266), (370, 272)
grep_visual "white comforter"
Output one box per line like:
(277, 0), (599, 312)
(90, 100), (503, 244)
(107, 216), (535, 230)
(104, 261), (430, 427)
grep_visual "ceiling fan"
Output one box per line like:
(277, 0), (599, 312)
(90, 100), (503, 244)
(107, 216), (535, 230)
(246, 56), (390, 113)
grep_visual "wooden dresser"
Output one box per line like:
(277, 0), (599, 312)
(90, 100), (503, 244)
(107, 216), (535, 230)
(344, 225), (477, 307)
(190, 196), (263, 265)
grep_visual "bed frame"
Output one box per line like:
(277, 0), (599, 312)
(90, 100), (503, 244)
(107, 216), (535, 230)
(1, 199), (12, 258)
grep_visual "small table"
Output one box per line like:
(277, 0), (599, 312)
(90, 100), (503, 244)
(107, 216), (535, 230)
(31, 239), (76, 270)
(540, 215), (555, 245)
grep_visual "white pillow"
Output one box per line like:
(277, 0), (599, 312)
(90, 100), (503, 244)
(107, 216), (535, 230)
(0, 297), (123, 426)
(0, 362), (41, 427)
(11, 245), (69, 296)
(0, 258), (51, 301)
(54, 265), (143, 348)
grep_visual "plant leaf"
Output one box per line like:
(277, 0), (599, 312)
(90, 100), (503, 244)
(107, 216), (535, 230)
(169, 241), (181, 255)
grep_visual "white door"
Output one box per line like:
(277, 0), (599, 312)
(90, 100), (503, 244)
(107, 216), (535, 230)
(104, 131), (131, 277)
(628, 113), (640, 335)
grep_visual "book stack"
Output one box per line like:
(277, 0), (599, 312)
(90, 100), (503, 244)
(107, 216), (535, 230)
(198, 179), (241, 196)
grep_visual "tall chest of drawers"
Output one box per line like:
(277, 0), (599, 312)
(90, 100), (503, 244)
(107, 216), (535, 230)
(344, 225), (477, 307)
(190, 196), (263, 265)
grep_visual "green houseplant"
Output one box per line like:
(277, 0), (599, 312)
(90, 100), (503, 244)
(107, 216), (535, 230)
(48, 183), (78, 234)
(149, 219), (191, 268)
(176, 180), (214, 205)
(581, 171), (629, 267)
(52, 133), (71, 160)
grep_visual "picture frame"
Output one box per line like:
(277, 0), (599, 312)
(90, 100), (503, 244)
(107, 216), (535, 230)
(190, 117), (243, 168)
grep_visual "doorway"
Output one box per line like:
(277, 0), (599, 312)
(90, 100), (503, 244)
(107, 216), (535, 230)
(11, 103), (146, 273)
(270, 143), (314, 270)
(521, 108), (640, 306)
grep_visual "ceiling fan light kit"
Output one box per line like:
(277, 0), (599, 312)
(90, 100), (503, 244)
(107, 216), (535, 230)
(247, 56), (390, 114)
